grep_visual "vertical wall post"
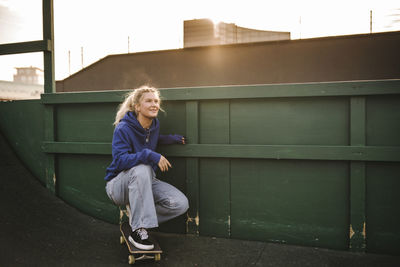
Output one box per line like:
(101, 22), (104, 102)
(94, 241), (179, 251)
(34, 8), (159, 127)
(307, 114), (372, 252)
(44, 105), (56, 193)
(349, 96), (367, 251)
(42, 0), (56, 193)
(43, 0), (55, 94)
(185, 101), (199, 235)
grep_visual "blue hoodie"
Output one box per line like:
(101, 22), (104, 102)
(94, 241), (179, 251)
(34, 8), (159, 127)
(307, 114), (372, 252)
(104, 111), (182, 181)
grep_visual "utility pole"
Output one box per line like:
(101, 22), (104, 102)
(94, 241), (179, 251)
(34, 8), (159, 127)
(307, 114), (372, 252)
(128, 36), (130, 53)
(370, 10), (373, 33)
(81, 47), (84, 69)
(299, 16), (302, 39)
(68, 50), (71, 76)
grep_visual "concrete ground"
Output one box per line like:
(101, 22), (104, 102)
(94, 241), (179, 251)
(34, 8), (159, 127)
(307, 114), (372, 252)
(1, 132), (399, 267)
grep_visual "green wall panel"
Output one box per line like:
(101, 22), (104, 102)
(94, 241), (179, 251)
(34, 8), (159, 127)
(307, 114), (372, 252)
(230, 159), (349, 250)
(367, 95), (400, 146)
(0, 100), (46, 184)
(199, 100), (230, 144)
(57, 154), (118, 223)
(366, 162), (400, 255)
(199, 158), (230, 237)
(158, 101), (186, 136)
(230, 97), (349, 145)
(56, 103), (116, 142)
(198, 101), (231, 237)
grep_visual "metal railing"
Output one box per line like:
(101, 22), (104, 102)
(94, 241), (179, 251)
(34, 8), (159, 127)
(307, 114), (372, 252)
(0, 0), (54, 94)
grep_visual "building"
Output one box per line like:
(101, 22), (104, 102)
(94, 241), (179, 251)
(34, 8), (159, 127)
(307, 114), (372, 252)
(13, 66), (44, 85)
(184, 19), (290, 48)
(0, 80), (43, 100)
(184, 19), (218, 47)
(0, 66), (44, 100)
(55, 31), (400, 92)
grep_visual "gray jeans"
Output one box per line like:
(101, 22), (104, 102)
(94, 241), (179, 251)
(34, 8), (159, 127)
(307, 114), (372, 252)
(106, 164), (189, 231)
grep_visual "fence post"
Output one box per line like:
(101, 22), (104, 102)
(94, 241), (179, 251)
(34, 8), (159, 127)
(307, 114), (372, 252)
(42, 0), (56, 193)
(185, 101), (199, 234)
(349, 96), (367, 251)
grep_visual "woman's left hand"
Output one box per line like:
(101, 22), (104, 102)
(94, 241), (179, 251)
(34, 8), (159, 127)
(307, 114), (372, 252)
(158, 155), (172, 172)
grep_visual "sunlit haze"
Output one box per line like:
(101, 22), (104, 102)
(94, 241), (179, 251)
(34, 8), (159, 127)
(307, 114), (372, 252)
(0, 0), (399, 81)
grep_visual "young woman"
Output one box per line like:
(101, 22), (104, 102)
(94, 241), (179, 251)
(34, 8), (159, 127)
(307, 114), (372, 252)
(105, 86), (189, 250)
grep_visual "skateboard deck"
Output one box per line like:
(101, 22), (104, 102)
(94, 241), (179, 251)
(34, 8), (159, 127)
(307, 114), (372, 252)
(120, 222), (162, 264)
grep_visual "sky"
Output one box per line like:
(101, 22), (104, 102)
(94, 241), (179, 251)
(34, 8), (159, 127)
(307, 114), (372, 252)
(0, 0), (399, 82)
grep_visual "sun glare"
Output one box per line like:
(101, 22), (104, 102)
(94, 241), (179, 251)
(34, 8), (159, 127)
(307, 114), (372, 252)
(209, 17), (223, 26)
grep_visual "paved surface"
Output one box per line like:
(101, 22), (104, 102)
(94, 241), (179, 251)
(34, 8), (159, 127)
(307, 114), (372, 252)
(1, 132), (399, 267)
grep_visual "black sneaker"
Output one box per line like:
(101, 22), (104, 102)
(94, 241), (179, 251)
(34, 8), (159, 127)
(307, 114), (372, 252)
(128, 228), (154, 250)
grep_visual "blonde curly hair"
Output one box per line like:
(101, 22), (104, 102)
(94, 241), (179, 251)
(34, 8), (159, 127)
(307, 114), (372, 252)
(114, 86), (162, 126)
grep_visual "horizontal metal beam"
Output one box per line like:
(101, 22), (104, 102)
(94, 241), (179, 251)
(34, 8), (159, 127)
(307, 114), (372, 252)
(42, 142), (111, 155)
(161, 144), (400, 162)
(42, 142), (400, 162)
(40, 79), (400, 104)
(0, 40), (51, 55)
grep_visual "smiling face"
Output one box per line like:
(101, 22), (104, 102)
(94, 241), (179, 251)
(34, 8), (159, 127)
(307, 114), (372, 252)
(135, 92), (160, 120)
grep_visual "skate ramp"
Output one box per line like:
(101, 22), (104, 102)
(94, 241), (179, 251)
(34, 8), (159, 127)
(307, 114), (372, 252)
(0, 131), (128, 266)
(1, 131), (399, 266)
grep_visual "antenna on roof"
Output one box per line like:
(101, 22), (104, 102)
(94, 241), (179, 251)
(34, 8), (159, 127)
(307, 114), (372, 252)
(81, 47), (84, 69)
(370, 10), (373, 33)
(299, 16), (302, 39)
(128, 36), (130, 53)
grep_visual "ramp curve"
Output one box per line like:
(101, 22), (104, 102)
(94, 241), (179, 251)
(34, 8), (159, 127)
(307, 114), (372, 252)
(1, 131), (399, 266)
(0, 132), (126, 266)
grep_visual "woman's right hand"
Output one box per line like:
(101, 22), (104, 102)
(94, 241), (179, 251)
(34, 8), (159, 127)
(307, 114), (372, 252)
(158, 155), (172, 172)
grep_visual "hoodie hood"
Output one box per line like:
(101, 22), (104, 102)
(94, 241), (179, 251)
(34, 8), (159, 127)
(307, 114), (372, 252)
(121, 111), (159, 134)
(119, 111), (160, 148)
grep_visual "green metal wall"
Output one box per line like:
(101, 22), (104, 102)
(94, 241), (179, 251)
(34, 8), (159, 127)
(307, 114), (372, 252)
(0, 100), (46, 184)
(1, 80), (399, 255)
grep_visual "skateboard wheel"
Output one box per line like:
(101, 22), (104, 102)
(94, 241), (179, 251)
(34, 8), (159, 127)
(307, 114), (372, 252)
(120, 236), (125, 244)
(155, 253), (161, 261)
(128, 255), (135, 264)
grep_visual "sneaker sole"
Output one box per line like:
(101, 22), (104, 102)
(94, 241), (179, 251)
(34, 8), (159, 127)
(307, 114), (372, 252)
(128, 236), (154, 250)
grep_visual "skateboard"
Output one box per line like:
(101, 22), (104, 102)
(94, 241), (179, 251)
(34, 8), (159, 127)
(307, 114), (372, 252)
(119, 221), (162, 264)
